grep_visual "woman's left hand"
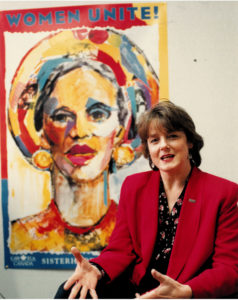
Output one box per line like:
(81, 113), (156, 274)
(135, 269), (192, 299)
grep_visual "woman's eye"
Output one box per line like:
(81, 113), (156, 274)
(87, 104), (111, 123)
(168, 134), (178, 139)
(149, 138), (159, 144)
(51, 113), (75, 124)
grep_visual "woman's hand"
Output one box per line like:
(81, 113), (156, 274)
(136, 269), (192, 299)
(64, 247), (102, 299)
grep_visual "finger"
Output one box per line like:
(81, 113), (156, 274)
(151, 269), (167, 283)
(69, 282), (81, 299)
(64, 274), (80, 290)
(71, 247), (83, 263)
(138, 290), (158, 299)
(64, 276), (75, 290)
(79, 285), (88, 299)
(89, 288), (98, 299)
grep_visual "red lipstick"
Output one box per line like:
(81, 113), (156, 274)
(68, 144), (95, 155)
(66, 144), (96, 166)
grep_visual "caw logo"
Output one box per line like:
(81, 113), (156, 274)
(10, 255), (36, 267)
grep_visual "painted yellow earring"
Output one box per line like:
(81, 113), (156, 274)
(113, 145), (135, 167)
(32, 149), (53, 170)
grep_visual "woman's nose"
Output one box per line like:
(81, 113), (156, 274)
(69, 116), (92, 139)
(160, 137), (169, 150)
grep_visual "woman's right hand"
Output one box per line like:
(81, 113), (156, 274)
(64, 247), (102, 299)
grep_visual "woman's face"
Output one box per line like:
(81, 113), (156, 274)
(41, 68), (122, 181)
(147, 122), (192, 174)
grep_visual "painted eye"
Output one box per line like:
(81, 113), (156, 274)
(87, 104), (111, 123)
(51, 111), (75, 124)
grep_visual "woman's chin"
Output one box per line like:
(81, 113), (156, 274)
(54, 154), (110, 182)
(68, 165), (105, 183)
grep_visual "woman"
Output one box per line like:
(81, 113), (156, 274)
(8, 29), (159, 253)
(55, 101), (238, 298)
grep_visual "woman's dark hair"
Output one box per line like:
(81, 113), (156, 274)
(137, 100), (204, 167)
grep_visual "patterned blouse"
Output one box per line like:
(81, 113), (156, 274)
(151, 178), (187, 274)
(139, 175), (190, 293)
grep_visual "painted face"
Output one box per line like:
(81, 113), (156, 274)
(147, 122), (192, 174)
(42, 68), (121, 181)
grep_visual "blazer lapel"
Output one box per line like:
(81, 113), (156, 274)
(167, 167), (202, 280)
(140, 171), (160, 269)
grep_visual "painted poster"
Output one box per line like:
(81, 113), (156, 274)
(0, 2), (168, 269)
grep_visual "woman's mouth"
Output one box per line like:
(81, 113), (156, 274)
(160, 154), (175, 161)
(66, 144), (96, 166)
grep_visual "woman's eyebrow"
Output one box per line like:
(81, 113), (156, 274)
(86, 97), (118, 111)
(148, 133), (158, 138)
(43, 96), (58, 115)
(50, 106), (75, 117)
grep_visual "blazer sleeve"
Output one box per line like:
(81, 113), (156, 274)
(186, 182), (238, 298)
(90, 177), (137, 281)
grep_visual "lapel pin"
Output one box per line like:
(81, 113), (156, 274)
(189, 199), (196, 203)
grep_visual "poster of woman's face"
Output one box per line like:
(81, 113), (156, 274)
(1, 2), (168, 269)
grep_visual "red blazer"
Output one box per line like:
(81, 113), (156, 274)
(91, 167), (238, 298)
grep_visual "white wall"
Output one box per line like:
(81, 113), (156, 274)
(0, 1), (237, 298)
(167, 1), (238, 183)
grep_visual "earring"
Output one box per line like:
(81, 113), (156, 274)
(32, 149), (53, 170)
(149, 157), (158, 171)
(188, 152), (196, 165)
(112, 145), (135, 167)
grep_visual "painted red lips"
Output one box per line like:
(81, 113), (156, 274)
(66, 144), (96, 166)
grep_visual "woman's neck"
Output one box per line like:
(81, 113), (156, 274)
(160, 162), (192, 188)
(52, 167), (110, 227)
(160, 163), (192, 212)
